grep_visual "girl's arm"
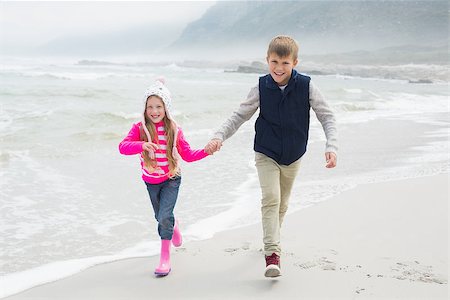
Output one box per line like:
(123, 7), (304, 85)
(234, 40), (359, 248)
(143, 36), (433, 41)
(177, 128), (209, 162)
(118, 123), (145, 155)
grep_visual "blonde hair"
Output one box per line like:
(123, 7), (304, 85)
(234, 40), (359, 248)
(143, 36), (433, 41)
(267, 35), (299, 60)
(141, 96), (180, 178)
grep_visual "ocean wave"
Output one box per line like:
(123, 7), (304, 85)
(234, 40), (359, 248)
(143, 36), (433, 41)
(76, 60), (122, 66)
(342, 88), (363, 93)
(17, 110), (54, 120)
(70, 131), (124, 141)
(0, 112), (13, 132)
(75, 60), (223, 72)
(380, 92), (448, 113)
(0, 69), (149, 81)
(98, 112), (141, 121)
(76, 59), (166, 68)
(0, 111), (53, 137)
(306, 63), (450, 83)
(1, 88), (112, 99)
(0, 110), (54, 130)
(332, 91), (449, 125)
(333, 102), (376, 112)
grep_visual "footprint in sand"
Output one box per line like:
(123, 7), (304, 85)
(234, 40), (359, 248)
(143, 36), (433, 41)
(390, 261), (447, 284)
(294, 249), (339, 271)
(224, 247), (239, 254)
(295, 260), (319, 270)
(224, 243), (252, 255)
(294, 256), (336, 271)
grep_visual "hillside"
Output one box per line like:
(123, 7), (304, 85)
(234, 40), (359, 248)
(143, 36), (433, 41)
(168, 1), (448, 58)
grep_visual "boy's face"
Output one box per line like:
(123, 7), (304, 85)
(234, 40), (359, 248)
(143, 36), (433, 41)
(266, 53), (298, 86)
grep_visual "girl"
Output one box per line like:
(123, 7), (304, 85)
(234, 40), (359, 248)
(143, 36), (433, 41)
(119, 79), (209, 276)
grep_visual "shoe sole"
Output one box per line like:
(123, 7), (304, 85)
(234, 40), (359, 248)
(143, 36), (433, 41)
(154, 268), (171, 276)
(264, 265), (281, 277)
(155, 271), (170, 277)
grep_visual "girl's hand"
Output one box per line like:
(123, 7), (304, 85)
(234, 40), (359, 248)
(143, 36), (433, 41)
(205, 139), (222, 155)
(325, 152), (337, 168)
(143, 142), (158, 159)
(142, 142), (159, 152)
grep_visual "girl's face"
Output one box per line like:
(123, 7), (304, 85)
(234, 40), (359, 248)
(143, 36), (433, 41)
(266, 53), (298, 86)
(145, 95), (166, 123)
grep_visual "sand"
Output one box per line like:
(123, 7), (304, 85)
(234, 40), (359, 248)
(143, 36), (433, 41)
(4, 174), (448, 300)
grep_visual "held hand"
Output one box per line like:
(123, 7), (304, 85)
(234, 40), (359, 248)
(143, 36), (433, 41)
(205, 139), (223, 155)
(325, 152), (337, 168)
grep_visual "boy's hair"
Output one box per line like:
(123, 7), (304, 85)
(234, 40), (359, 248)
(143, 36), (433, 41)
(267, 35), (299, 60)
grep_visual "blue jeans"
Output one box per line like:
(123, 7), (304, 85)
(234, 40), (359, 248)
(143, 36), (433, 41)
(145, 177), (181, 240)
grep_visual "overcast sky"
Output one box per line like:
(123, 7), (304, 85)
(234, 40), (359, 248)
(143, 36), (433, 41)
(0, 1), (216, 48)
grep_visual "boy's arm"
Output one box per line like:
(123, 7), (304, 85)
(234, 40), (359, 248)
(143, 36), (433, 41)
(309, 81), (338, 155)
(212, 85), (260, 142)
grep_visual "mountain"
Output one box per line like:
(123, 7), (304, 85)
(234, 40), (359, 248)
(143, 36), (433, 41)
(27, 0), (448, 62)
(34, 24), (181, 57)
(168, 0), (449, 59)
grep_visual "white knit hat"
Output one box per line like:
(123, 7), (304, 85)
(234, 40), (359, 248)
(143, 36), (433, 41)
(142, 77), (173, 120)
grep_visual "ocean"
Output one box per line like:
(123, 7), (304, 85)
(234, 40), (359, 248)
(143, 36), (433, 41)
(0, 56), (448, 297)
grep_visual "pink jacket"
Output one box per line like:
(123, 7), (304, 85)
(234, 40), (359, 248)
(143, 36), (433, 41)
(119, 122), (209, 184)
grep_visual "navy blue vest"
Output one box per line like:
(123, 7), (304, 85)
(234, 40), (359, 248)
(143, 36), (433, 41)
(254, 70), (311, 165)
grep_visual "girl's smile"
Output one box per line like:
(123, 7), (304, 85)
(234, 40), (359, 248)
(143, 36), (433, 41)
(146, 95), (166, 123)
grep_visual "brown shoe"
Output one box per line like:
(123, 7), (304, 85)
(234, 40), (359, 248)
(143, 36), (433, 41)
(264, 253), (281, 277)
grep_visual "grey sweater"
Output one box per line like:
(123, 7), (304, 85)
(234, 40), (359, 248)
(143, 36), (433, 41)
(213, 81), (338, 154)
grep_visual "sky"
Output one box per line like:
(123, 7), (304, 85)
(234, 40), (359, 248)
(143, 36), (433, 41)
(0, 1), (216, 50)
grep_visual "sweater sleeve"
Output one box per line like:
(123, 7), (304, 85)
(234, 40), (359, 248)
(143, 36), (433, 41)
(118, 123), (145, 155)
(309, 81), (338, 154)
(176, 128), (209, 162)
(212, 84), (260, 141)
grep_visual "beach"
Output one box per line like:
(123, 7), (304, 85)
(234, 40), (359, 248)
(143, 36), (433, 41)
(0, 57), (449, 299)
(1, 1), (449, 298)
(4, 174), (448, 299)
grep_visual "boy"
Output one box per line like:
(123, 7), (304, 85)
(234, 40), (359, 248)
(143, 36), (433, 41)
(205, 35), (337, 277)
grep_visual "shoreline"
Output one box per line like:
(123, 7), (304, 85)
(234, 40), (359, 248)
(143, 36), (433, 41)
(4, 174), (448, 300)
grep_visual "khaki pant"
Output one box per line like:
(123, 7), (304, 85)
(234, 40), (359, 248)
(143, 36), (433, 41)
(255, 152), (301, 256)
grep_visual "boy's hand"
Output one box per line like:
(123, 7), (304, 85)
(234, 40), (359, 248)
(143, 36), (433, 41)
(205, 139), (223, 155)
(325, 152), (337, 168)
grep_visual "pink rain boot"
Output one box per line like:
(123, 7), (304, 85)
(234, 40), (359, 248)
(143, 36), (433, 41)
(172, 219), (182, 247)
(154, 239), (171, 276)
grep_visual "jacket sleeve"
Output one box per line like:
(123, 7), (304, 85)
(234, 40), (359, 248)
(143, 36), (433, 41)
(309, 81), (338, 154)
(118, 123), (145, 155)
(212, 84), (260, 141)
(176, 128), (209, 162)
